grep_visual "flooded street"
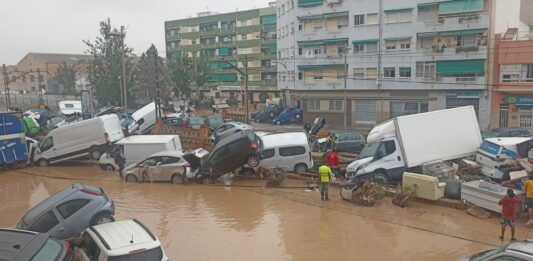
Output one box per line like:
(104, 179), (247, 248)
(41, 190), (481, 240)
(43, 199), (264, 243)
(0, 165), (496, 260)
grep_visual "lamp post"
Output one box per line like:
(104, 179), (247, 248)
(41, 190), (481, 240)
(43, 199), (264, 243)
(222, 56), (249, 123)
(343, 46), (351, 131)
(108, 28), (127, 110)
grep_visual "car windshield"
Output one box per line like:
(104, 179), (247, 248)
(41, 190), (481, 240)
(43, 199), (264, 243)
(108, 247), (164, 261)
(359, 143), (379, 158)
(469, 246), (507, 261)
(481, 130), (499, 139)
(30, 239), (63, 261)
(280, 108), (289, 114)
(16, 219), (28, 230)
(479, 140), (502, 155)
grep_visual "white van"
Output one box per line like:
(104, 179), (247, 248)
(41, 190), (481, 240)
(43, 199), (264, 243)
(128, 102), (158, 135)
(260, 132), (313, 173)
(477, 137), (533, 179)
(58, 100), (82, 115)
(99, 135), (182, 170)
(34, 114), (123, 167)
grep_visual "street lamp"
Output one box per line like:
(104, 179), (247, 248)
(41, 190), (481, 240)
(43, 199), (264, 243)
(343, 46), (352, 132)
(108, 28), (127, 110)
(221, 56), (249, 124)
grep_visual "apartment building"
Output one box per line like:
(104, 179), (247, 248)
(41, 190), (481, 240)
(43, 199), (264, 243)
(1, 52), (90, 94)
(491, 29), (533, 131)
(277, 0), (529, 131)
(164, 5), (279, 104)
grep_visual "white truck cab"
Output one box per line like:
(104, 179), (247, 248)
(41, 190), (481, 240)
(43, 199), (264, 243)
(73, 219), (168, 261)
(476, 137), (533, 179)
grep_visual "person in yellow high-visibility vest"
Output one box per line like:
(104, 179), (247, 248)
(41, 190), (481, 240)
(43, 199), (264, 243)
(319, 163), (332, 201)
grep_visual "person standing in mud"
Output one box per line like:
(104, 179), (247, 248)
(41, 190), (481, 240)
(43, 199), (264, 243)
(318, 163), (332, 201)
(498, 189), (521, 241)
(114, 146), (126, 177)
(524, 176), (533, 226)
(327, 148), (340, 179)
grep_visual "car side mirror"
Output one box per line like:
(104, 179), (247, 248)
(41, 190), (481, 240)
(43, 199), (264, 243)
(156, 162), (162, 166)
(139, 164), (144, 168)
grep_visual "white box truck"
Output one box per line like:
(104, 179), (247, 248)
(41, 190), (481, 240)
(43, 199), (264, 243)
(127, 102), (159, 135)
(34, 114), (124, 167)
(98, 135), (182, 171)
(345, 106), (482, 184)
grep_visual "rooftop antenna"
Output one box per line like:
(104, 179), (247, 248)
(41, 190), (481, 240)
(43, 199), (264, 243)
(130, 235), (134, 244)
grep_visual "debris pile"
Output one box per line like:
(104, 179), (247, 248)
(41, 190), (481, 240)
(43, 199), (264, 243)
(392, 184), (418, 208)
(351, 181), (386, 207)
(455, 160), (482, 182)
(265, 168), (287, 187)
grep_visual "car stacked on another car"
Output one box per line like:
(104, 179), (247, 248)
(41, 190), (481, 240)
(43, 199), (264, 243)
(205, 129), (262, 173)
(272, 106), (302, 125)
(252, 105), (284, 123)
(333, 132), (366, 153)
(0, 229), (72, 261)
(211, 122), (253, 144)
(16, 183), (115, 240)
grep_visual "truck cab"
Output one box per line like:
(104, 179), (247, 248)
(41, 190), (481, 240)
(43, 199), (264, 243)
(476, 137), (533, 180)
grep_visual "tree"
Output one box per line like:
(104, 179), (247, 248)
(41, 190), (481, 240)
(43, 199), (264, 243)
(135, 44), (171, 103)
(193, 53), (210, 91)
(54, 62), (79, 94)
(84, 18), (134, 107)
(166, 52), (192, 99)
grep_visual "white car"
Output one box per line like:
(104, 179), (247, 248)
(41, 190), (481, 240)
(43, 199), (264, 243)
(73, 219), (168, 261)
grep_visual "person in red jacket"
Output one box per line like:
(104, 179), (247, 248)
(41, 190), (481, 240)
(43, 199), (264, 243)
(498, 188), (522, 241)
(327, 148), (340, 179)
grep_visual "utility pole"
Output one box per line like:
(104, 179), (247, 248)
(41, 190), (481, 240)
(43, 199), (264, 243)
(155, 55), (161, 120)
(37, 68), (44, 109)
(244, 54), (249, 124)
(2, 64), (11, 111)
(108, 28), (127, 110)
(343, 46), (348, 131)
(378, 0), (384, 113)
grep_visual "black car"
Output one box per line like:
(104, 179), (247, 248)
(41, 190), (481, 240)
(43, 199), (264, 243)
(251, 105), (284, 123)
(334, 132), (366, 153)
(0, 229), (71, 261)
(481, 128), (531, 139)
(205, 129), (262, 173)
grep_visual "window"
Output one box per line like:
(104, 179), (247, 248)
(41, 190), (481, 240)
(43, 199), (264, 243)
(399, 39), (411, 50)
(527, 64), (533, 80)
(162, 156), (180, 164)
(391, 102), (429, 118)
(291, 22), (295, 33)
(366, 68), (377, 79)
(419, 37), (434, 49)
(500, 64), (533, 82)
(298, 48), (302, 55)
(313, 47), (323, 55)
(354, 14), (365, 26)
(367, 13), (378, 25)
(57, 199), (90, 219)
(80, 232), (101, 261)
(313, 19), (323, 30)
(416, 62), (436, 79)
(384, 67), (395, 78)
(385, 10), (412, 23)
(418, 6), (438, 22)
(40, 137), (54, 152)
(313, 72), (323, 80)
(355, 100), (377, 124)
(399, 67), (411, 78)
(170, 30), (175, 36)
(399, 10), (412, 23)
(385, 12), (399, 23)
(30, 75), (35, 82)
(337, 17), (349, 29)
(353, 68), (364, 78)
(298, 72), (303, 80)
(353, 44), (364, 53)
(329, 100), (343, 111)
(29, 211), (59, 233)
(457, 34), (477, 47)
(385, 40), (397, 51)
(279, 146), (306, 156)
(262, 149), (275, 159)
(366, 43), (377, 53)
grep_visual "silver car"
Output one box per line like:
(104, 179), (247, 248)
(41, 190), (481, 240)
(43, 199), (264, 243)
(123, 150), (191, 184)
(16, 183), (115, 240)
(459, 241), (533, 260)
(211, 122), (253, 144)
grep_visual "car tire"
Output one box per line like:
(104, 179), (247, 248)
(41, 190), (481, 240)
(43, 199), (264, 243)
(102, 164), (115, 171)
(38, 159), (48, 167)
(89, 147), (101, 160)
(374, 171), (389, 185)
(125, 174), (138, 182)
(246, 155), (260, 167)
(172, 174), (185, 184)
(295, 114), (301, 119)
(294, 164), (307, 174)
(92, 213), (115, 225)
(276, 120), (281, 125)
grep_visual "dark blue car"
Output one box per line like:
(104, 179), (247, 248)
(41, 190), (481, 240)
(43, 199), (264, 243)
(272, 107), (302, 125)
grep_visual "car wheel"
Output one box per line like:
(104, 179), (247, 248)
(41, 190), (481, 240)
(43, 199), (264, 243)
(294, 164), (307, 174)
(295, 114), (301, 119)
(38, 159), (48, 167)
(172, 174), (185, 184)
(246, 155), (260, 167)
(92, 213), (115, 225)
(89, 148), (101, 160)
(373, 171), (389, 185)
(125, 174), (138, 182)
(276, 120), (281, 125)
(104, 164), (115, 171)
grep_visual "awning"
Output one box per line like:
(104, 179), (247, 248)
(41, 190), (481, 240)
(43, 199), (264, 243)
(261, 43), (277, 51)
(298, 64), (344, 71)
(323, 38), (348, 45)
(439, 0), (484, 15)
(200, 21), (218, 27)
(298, 40), (324, 47)
(399, 67), (411, 72)
(384, 8), (413, 13)
(436, 59), (485, 75)
(384, 36), (412, 41)
(352, 39), (379, 44)
(200, 35), (217, 39)
(417, 32), (437, 38)
(440, 28), (487, 36)
(298, 0), (323, 8)
(209, 73), (237, 82)
(323, 11), (349, 19)
(261, 15), (276, 25)
(418, 2), (439, 8)
(298, 15), (322, 20)
(218, 48), (229, 56)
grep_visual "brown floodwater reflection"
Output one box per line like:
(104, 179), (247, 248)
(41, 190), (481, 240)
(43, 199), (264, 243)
(0, 167), (489, 260)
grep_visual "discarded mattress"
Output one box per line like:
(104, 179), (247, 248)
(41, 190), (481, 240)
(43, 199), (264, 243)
(461, 180), (525, 213)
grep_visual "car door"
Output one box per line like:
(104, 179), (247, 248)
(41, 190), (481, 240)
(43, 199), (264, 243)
(259, 148), (276, 168)
(56, 198), (91, 238)
(143, 156), (160, 181)
(375, 140), (404, 181)
(159, 156), (182, 181)
(335, 134), (348, 152)
(220, 123), (236, 139)
(28, 209), (65, 239)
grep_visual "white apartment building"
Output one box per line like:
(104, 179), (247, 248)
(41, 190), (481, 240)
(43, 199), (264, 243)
(277, 0), (528, 131)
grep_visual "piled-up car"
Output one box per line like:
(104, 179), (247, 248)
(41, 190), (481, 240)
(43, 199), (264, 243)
(251, 105), (284, 123)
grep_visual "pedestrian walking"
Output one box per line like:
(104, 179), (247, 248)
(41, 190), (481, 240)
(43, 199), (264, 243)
(327, 148), (340, 179)
(114, 146), (126, 177)
(498, 188), (522, 241)
(318, 163), (332, 201)
(524, 175), (533, 226)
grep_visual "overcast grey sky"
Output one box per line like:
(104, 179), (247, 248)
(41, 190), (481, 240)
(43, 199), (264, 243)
(0, 0), (273, 65)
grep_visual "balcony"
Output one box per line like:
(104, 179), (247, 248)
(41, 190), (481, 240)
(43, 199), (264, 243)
(456, 46), (480, 54)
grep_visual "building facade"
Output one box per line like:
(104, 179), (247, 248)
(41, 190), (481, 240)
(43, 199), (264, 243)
(164, 5), (278, 104)
(277, 0), (528, 131)
(1, 53), (90, 94)
(491, 30), (533, 131)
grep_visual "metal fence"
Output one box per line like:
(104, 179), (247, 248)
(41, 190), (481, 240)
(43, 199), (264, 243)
(0, 94), (80, 111)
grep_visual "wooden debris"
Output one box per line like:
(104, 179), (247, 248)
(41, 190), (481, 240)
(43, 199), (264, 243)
(351, 181), (386, 207)
(393, 184), (418, 208)
(265, 168), (287, 187)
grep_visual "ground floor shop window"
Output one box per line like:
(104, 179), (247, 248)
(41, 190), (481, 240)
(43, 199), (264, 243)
(308, 100), (320, 111)
(354, 100), (376, 124)
(390, 101), (428, 118)
(329, 100), (343, 112)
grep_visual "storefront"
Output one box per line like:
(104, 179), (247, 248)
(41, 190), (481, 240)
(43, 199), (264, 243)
(446, 91), (480, 117)
(498, 95), (533, 131)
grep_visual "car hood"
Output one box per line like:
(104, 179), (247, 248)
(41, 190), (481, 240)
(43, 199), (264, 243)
(346, 157), (373, 173)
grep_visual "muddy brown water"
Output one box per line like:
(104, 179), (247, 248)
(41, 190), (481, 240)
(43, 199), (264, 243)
(0, 165), (492, 260)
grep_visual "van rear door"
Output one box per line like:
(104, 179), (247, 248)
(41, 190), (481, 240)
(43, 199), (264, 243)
(101, 115), (124, 143)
